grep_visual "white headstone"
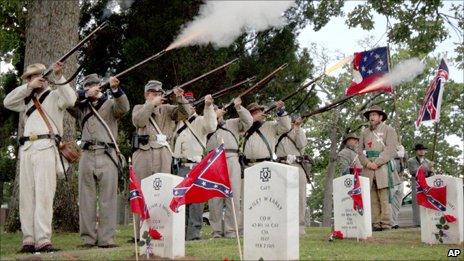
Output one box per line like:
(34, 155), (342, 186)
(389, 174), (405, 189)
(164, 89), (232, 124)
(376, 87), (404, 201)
(420, 175), (463, 244)
(139, 173), (185, 258)
(243, 161), (299, 260)
(333, 175), (372, 239)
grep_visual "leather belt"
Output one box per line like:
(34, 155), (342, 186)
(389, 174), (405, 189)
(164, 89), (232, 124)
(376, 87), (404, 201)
(244, 157), (271, 164)
(82, 140), (116, 150)
(19, 134), (61, 146)
(225, 149), (239, 154)
(277, 155), (312, 164)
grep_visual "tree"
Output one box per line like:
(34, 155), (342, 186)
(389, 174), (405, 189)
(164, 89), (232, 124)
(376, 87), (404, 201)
(3, 0), (80, 232)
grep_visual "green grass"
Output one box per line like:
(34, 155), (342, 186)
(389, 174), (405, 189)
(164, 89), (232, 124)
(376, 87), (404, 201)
(0, 225), (461, 260)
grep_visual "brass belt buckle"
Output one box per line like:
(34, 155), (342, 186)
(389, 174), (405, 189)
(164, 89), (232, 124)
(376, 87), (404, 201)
(29, 134), (38, 141)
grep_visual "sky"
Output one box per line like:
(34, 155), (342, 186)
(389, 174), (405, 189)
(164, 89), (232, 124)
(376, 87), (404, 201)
(297, 1), (463, 83)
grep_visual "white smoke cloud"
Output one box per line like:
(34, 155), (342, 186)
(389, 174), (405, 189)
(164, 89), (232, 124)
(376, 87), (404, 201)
(168, 1), (295, 50)
(386, 58), (426, 86)
(361, 58), (426, 93)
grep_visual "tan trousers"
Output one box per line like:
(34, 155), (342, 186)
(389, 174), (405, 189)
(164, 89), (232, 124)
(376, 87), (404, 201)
(78, 149), (118, 246)
(371, 181), (392, 229)
(132, 146), (172, 239)
(208, 155), (242, 237)
(19, 145), (57, 248)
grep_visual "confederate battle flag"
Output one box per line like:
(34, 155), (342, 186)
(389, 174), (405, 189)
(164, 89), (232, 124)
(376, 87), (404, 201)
(416, 165), (447, 212)
(170, 144), (232, 212)
(415, 58), (449, 128)
(345, 46), (392, 96)
(347, 166), (364, 215)
(129, 164), (162, 240)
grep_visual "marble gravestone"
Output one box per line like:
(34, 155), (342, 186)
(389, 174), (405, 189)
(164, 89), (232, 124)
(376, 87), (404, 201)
(139, 173), (185, 258)
(243, 161), (299, 260)
(420, 175), (463, 244)
(333, 175), (372, 239)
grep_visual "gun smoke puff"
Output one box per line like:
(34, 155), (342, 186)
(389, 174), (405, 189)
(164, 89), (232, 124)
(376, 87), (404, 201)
(167, 0), (295, 50)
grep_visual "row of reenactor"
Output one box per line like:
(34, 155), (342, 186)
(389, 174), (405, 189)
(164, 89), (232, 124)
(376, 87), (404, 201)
(338, 106), (434, 231)
(4, 63), (311, 252)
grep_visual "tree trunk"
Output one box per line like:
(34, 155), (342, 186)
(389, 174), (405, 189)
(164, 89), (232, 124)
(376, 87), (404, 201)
(5, 0), (80, 232)
(322, 111), (339, 227)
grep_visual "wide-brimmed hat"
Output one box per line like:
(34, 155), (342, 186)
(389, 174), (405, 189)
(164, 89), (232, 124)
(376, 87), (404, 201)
(414, 143), (428, 151)
(82, 73), (101, 87)
(144, 80), (164, 93)
(342, 133), (359, 144)
(363, 105), (388, 121)
(246, 102), (265, 113)
(21, 63), (46, 80)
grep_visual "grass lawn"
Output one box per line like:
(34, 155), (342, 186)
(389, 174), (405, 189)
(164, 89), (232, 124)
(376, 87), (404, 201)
(0, 225), (461, 260)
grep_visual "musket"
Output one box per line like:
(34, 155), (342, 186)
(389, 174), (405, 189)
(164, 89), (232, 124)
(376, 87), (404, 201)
(223, 63), (288, 110)
(264, 55), (355, 113)
(99, 49), (167, 90)
(301, 94), (355, 119)
(164, 58), (239, 97)
(192, 76), (256, 107)
(41, 21), (109, 81)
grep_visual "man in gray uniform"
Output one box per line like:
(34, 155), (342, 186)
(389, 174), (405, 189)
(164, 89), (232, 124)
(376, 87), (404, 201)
(338, 133), (362, 176)
(173, 92), (217, 240)
(131, 80), (192, 240)
(206, 97), (252, 238)
(76, 73), (130, 248)
(275, 116), (309, 235)
(4, 62), (76, 252)
(242, 101), (291, 165)
(407, 143), (434, 227)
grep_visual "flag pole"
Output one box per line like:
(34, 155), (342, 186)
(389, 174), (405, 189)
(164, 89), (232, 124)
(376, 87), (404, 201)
(431, 121), (439, 162)
(221, 138), (243, 260)
(231, 197), (243, 261)
(132, 214), (139, 261)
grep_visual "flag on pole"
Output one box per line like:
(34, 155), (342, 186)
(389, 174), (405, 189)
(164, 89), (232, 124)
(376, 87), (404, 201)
(129, 164), (162, 240)
(347, 166), (364, 215)
(170, 144), (232, 212)
(416, 165), (447, 211)
(345, 46), (392, 96)
(415, 58), (449, 128)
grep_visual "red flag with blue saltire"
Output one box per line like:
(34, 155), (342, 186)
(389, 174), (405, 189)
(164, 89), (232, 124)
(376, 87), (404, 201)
(129, 164), (162, 240)
(345, 46), (392, 96)
(170, 144), (232, 212)
(416, 165), (447, 211)
(415, 58), (449, 128)
(347, 166), (364, 215)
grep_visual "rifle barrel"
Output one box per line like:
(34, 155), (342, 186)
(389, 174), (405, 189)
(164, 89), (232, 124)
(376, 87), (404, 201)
(192, 76), (256, 107)
(223, 63), (288, 110)
(58, 21), (108, 63)
(301, 95), (355, 119)
(114, 49), (167, 79)
(175, 58), (239, 90)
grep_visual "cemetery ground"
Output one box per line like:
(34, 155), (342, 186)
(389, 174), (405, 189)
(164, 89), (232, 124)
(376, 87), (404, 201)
(0, 225), (460, 260)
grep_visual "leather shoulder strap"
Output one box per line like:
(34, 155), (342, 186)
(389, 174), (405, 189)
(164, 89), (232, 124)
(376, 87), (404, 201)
(32, 97), (54, 135)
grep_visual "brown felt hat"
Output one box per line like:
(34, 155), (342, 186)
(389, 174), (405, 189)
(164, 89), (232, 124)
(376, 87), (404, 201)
(363, 105), (388, 121)
(342, 133), (359, 144)
(246, 102), (265, 113)
(21, 63), (46, 80)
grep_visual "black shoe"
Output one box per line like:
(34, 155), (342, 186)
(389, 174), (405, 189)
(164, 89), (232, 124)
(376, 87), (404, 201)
(373, 227), (383, 231)
(392, 225), (399, 229)
(126, 237), (140, 243)
(98, 244), (119, 248)
(78, 243), (95, 249)
(18, 245), (35, 253)
(186, 237), (200, 241)
(36, 244), (60, 253)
